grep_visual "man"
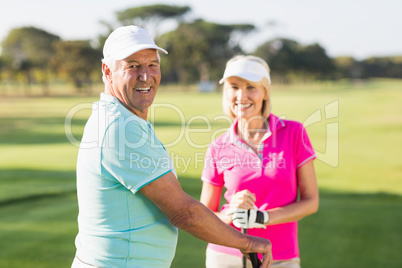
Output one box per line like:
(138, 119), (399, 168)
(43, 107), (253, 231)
(72, 25), (272, 268)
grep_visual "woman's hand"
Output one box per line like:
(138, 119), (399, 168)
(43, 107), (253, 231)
(229, 190), (257, 210)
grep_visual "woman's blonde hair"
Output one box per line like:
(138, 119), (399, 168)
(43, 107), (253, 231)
(222, 55), (271, 119)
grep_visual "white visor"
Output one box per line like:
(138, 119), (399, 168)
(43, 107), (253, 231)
(219, 59), (270, 84)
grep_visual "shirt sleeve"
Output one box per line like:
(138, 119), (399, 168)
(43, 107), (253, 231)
(201, 145), (224, 186)
(100, 116), (172, 193)
(295, 124), (317, 168)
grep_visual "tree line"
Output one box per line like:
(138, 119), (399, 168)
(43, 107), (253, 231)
(0, 4), (401, 94)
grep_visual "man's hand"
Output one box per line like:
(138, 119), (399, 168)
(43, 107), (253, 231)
(226, 208), (269, 229)
(240, 235), (272, 268)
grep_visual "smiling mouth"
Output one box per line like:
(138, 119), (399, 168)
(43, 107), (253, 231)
(135, 87), (151, 93)
(236, 103), (252, 109)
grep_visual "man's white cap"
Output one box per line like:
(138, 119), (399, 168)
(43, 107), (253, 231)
(219, 59), (271, 84)
(103, 25), (168, 60)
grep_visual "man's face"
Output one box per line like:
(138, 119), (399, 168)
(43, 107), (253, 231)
(105, 49), (161, 120)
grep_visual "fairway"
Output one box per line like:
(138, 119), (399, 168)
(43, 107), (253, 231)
(0, 79), (401, 267)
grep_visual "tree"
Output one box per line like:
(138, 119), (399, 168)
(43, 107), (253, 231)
(226, 23), (256, 53)
(95, 4), (192, 58)
(360, 56), (402, 79)
(0, 26), (60, 94)
(254, 38), (335, 81)
(116, 4), (191, 38)
(254, 38), (302, 82)
(51, 40), (102, 92)
(0, 56), (6, 87)
(158, 20), (255, 85)
(333, 56), (361, 79)
(300, 43), (335, 79)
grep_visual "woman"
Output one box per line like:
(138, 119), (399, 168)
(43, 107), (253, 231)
(200, 55), (319, 268)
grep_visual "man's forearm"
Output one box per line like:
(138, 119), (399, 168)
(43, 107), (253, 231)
(140, 172), (271, 260)
(169, 195), (250, 249)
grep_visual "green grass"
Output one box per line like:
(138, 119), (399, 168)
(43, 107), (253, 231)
(0, 79), (401, 267)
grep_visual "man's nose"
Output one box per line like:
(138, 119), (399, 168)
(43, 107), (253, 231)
(138, 67), (150, 81)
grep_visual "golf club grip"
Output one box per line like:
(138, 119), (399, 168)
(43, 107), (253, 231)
(249, 253), (261, 268)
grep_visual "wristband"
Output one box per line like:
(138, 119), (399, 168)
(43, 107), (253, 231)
(256, 210), (269, 224)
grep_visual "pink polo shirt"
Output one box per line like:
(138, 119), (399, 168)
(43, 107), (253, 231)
(201, 114), (316, 260)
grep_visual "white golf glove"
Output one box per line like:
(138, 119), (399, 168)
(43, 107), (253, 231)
(226, 208), (269, 229)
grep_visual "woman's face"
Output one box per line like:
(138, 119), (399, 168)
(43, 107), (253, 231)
(225, 76), (266, 120)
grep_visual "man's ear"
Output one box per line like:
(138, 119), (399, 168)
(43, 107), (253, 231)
(102, 63), (112, 83)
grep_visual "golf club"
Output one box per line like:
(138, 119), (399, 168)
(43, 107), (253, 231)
(242, 228), (262, 268)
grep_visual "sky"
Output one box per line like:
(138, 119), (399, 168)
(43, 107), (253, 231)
(1, 0), (401, 60)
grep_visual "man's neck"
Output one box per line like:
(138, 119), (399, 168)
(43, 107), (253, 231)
(103, 90), (148, 121)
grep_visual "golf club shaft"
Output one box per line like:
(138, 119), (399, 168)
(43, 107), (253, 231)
(242, 228), (247, 268)
(249, 252), (261, 268)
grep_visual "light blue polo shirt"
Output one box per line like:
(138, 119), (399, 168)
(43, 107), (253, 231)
(75, 93), (178, 267)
